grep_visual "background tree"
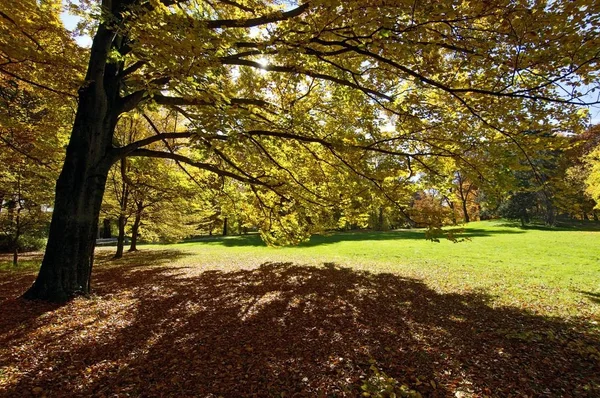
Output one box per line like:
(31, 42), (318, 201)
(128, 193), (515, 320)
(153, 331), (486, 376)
(0, 20), (76, 264)
(558, 124), (600, 219)
(585, 145), (600, 210)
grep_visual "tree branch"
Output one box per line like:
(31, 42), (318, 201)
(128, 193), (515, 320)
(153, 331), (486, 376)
(221, 58), (393, 101)
(114, 131), (193, 159)
(128, 148), (271, 187)
(206, 3), (309, 29)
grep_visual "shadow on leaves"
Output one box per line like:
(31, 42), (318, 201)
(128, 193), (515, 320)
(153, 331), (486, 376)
(1, 254), (599, 397)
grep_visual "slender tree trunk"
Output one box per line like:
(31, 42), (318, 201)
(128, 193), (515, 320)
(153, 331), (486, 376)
(129, 201), (143, 252)
(377, 206), (385, 231)
(443, 196), (457, 225)
(455, 172), (472, 224)
(12, 207), (20, 266)
(12, 174), (22, 267)
(114, 215), (126, 259)
(12, 246), (18, 267)
(462, 201), (470, 223)
(223, 217), (228, 236)
(22, 14), (126, 301)
(6, 198), (15, 222)
(102, 218), (112, 238)
(114, 159), (129, 259)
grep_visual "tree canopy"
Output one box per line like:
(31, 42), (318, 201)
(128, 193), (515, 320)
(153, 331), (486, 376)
(2, 0), (599, 300)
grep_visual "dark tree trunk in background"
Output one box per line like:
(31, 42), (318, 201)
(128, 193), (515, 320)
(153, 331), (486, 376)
(377, 206), (385, 230)
(594, 211), (599, 222)
(114, 159), (129, 259)
(12, 207), (21, 266)
(223, 217), (228, 236)
(455, 171), (471, 223)
(462, 201), (470, 223)
(129, 201), (143, 252)
(102, 219), (112, 238)
(6, 198), (15, 222)
(114, 215), (126, 259)
(22, 7), (130, 301)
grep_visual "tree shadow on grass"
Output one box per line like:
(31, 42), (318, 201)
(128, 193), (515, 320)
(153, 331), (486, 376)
(2, 260), (599, 397)
(579, 291), (600, 305)
(499, 220), (600, 232)
(211, 227), (525, 248)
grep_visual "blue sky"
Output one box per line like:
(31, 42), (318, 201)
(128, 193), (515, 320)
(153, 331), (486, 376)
(60, 11), (92, 47)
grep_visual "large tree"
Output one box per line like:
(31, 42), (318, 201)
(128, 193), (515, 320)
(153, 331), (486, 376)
(4, 0), (598, 301)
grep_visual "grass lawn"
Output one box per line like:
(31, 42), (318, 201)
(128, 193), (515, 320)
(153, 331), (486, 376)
(141, 220), (600, 319)
(1, 220), (599, 397)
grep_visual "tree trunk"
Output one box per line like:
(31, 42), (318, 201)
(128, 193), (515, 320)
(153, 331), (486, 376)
(455, 171), (471, 224)
(22, 16), (125, 301)
(22, 149), (113, 301)
(114, 159), (129, 259)
(462, 201), (470, 223)
(114, 214), (126, 259)
(12, 207), (20, 267)
(444, 196), (457, 225)
(102, 218), (112, 238)
(6, 198), (15, 222)
(129, 201), (143, 252)
(542, 192), (555, 226)
(223, 217), (228, 236)
(377, 206), (385, 231)
(593, 210), (599, 222)
(12, 174), (22, 267)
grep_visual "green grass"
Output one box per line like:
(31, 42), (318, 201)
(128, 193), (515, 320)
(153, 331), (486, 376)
(128, 220), (600, 320)
(3, 220), (599, 319)
(0, 258), (41, 272)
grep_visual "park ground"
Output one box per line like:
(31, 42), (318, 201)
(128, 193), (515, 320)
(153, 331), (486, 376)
(0, 220), (599, 397)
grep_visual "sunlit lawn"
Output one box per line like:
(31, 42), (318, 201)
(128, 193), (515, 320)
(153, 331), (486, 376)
(119, 220), (600, 320)
(2, 220), (599, 319)
(2, 220), (600, 396)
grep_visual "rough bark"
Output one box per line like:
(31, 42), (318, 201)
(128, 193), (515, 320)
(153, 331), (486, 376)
(23, 8), (128, 301)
